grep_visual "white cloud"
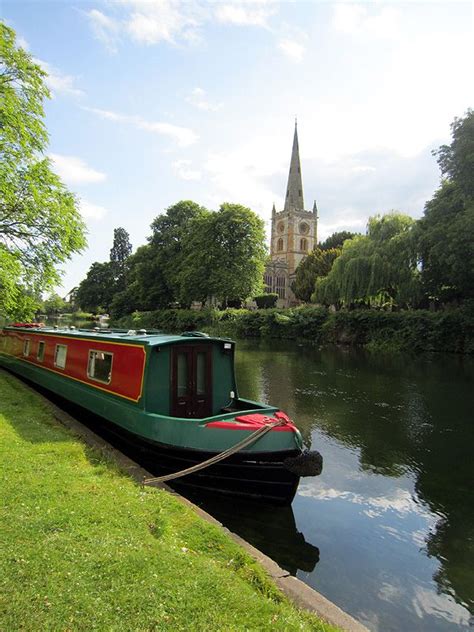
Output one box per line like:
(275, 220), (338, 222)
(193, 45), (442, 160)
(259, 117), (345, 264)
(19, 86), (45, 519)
(84, 107), (199, 147)
(203, 139), (286, 215)
(86, 9), (120, 53)
(34, 59), (84, 97)
(126, 1), (199, 44)
(79, 199), (108, 220)
(85, 1), (277, 51)
(278, 38), (305, 62)
(215, 2), (275, 27)
(298, 484), (433, 520)
(173, 159), (202, 181)
(49, 153), (106, 185)
(186, 87), (223, 112)
(318, 213), (366, 242)
(412, 586), (471, 626)
(351, 165), (377, 174)
(333, 4), (399, 39)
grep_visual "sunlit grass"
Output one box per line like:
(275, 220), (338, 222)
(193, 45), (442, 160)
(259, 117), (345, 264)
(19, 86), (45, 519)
(0, 371), (338, 631)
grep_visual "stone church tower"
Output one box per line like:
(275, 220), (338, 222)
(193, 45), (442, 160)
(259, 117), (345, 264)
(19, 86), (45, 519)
(264, 122), (318, 307)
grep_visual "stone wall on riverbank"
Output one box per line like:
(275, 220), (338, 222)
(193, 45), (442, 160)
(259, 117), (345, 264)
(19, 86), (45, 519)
(116, 305), (474, 354)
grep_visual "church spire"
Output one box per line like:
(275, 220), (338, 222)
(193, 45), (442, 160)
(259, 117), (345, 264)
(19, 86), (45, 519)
(284, 120), (304, 213)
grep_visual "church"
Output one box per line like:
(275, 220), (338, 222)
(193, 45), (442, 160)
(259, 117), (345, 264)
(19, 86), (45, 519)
(264, 122), (318, 307)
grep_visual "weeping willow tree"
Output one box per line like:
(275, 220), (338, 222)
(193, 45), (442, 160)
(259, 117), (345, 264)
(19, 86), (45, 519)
(313, 213), (421, 308)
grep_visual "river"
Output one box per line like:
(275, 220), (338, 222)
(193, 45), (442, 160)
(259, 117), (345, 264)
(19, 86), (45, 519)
(189, 340), (473, 632)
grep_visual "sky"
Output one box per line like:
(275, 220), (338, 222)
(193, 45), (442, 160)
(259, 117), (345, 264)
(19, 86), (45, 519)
(2, 0), (473, 295)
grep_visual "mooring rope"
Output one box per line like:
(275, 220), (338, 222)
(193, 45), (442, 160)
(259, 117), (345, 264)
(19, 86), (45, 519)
(143, 419), (284, 485)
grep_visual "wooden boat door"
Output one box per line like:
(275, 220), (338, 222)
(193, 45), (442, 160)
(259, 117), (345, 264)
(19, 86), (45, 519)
(171, 345), (212, 418)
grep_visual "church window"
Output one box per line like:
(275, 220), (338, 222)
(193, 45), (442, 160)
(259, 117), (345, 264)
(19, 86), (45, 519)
(277, 238), (284, 252)
(264, 274), (273, 292)
(300, 222), (309, 234)
(299, 189), (302, 196)
(278, 222), (285, 233)
(286, 190), (289, 198)
(300, 238), (308, 252)
(276, 276), (286, 299)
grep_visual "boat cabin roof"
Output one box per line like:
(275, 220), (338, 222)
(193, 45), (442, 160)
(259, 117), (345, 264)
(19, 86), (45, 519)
(3, 325), (232, 349)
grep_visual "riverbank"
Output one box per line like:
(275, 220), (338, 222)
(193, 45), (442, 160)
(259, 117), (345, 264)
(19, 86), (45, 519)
(0, 371), (337, 632)
(115, 305), (474, 354)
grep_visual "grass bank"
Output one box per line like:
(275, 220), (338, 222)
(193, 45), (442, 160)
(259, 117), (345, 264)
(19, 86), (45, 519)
(116, 305), (474, 354)
(0, 372), (336, 632)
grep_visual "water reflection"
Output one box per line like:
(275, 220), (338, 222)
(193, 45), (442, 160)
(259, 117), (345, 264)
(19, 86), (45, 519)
(184, 491), (320, 575)
(234, 341), (474, 631)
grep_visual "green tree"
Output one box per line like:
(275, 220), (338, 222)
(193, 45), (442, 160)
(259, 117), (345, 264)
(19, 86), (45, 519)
(434, 109), (474, 200)
(0, 24), (86, 320)
(319, 231), (357, 251)
(75, 262), (116, 313)
(416, 110), (474, 303)
(110, 244), (171, 318)
(42, 293), (67, 315)
(314, 213), (420, 307)
(109, 227), (132, 291)
(292, 247), (341, 302)
(110, 202), (207, 317)
(149, 200), (208, 300)
(178, 203), (267, 306)
(416, 182), (474, 302)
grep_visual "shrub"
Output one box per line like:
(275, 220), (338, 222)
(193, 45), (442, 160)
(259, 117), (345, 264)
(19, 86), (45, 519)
(112, 306), (474, 353)
(254, 294), (278, 309)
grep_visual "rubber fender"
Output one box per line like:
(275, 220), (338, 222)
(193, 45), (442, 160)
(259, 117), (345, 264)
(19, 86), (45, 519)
(283, 450), (323, 477)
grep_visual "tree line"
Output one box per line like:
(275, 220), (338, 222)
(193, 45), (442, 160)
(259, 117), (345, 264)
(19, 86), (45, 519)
(293, 109), (474, 310)
(76, 202), (267, 316)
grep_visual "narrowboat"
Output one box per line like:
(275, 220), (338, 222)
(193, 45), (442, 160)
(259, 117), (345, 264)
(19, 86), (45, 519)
(0, 325), (322, 503)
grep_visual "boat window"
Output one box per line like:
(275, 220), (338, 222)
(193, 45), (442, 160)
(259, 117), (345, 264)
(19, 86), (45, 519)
(177, 352), (188, 396)
(54, 344), (68, 369)
(23, 339), (30, 357)
(196, 351), (206, 395)
(37, 341), (45, 362)
(87, 350), (113, 384)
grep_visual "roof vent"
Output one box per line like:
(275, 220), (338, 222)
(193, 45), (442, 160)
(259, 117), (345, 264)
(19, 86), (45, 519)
(127, 329), (137, 336)
(138, 328), (147, 335)
(181, 331), (209, 338)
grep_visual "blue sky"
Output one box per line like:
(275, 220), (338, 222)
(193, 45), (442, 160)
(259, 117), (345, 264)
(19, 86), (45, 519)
(2, 0), (473, 295)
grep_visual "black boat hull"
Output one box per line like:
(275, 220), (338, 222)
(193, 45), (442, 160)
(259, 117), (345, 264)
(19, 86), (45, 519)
(93, 414), (302, 504)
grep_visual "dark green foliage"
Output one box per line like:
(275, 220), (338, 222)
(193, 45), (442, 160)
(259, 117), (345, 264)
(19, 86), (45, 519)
(115, 306), (474, 353)
(416, 183), (474, 302)
(254, 293), (278, 309)
(322, 308), (474, 354)
(178, 203), (267, 305)
(319, 231), (357, 251)
(416, 110), (474, 304)
(149, 200), (208, 305)
(76, 262), (116, 313)
(109, 201), (267, 316)
(0, 24), (86, 320)
(109, 227), (132, 291)
(434, 109), (474, 199)
(293, 248), (340, 302)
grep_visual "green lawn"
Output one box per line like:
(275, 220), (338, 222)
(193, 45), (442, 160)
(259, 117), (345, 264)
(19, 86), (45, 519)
(0, 371), (337, 631)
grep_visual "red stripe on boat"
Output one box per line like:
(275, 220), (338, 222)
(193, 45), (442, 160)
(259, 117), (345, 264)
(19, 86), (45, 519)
(206, 412), (296, 431)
